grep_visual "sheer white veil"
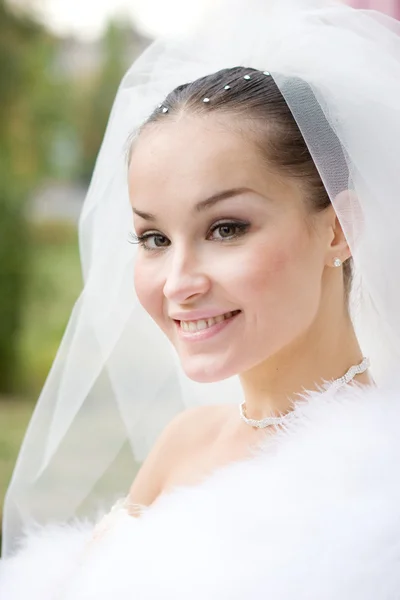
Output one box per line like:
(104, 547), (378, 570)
(4, 0), (400, 557)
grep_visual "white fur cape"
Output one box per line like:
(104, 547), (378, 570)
(2, 381), (400, 599)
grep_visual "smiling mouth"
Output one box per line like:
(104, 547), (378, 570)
(178, 310), (241, 333)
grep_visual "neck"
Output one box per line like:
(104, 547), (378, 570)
(239, 303), (370, 421)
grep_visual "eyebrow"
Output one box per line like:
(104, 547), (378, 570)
(131, 187), (253, 221)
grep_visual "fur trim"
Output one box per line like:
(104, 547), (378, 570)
(0, 521), (92, 600)
(2, 382), (400, 599)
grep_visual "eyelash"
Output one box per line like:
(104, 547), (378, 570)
(128, 220), (250, 252)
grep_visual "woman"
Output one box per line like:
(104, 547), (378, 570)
(2, 0), (400, 597)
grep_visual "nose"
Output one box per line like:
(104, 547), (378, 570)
(163, 247), (211, 304)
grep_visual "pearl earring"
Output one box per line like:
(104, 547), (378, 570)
(333, 258), (342, 268)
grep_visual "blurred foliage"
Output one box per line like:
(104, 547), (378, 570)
(0, 1), (69, 392)
(0, 2), (148, 394)
(18, 221), (81, 393)
(76, 22), (131, 181)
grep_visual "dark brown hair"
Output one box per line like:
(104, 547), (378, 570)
(134, 66), (352, 293)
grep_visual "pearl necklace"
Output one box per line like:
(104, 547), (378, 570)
(239, 357), (370, 429)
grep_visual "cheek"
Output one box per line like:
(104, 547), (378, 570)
(134, 261), (164, 324)
(237, 227), (321, 315)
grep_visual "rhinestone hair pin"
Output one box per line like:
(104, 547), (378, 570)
(159, 69), (272, 112)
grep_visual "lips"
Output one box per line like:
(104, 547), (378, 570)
(179, 310), (241, 333)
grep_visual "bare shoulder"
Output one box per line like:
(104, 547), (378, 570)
(128, 405), (229, 509)
(166, 404), (230, 444)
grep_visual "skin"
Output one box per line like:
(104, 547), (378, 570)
(126, 112), (372, 510)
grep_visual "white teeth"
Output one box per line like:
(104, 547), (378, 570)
(180, 311), (239, 333)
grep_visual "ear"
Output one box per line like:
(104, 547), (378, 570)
(323, 197), (352, 268)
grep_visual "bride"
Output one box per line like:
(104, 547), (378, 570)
(2, 0), (400, 597)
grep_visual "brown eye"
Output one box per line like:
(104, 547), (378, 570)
(152, 235), (169, 247)
(218, 225), (237, 238)
(209, 221), (250, 241)
(135, 232), (171, 251)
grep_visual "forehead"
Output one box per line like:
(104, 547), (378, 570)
(128, 114), (298, 208)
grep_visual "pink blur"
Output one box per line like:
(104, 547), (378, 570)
(347, 0), (400, 20)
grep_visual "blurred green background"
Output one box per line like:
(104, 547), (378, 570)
(0, 0), (149, 546)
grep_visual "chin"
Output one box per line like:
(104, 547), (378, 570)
(180, 354), (239, 384)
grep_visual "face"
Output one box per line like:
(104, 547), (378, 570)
(128, 114), (333, 383)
